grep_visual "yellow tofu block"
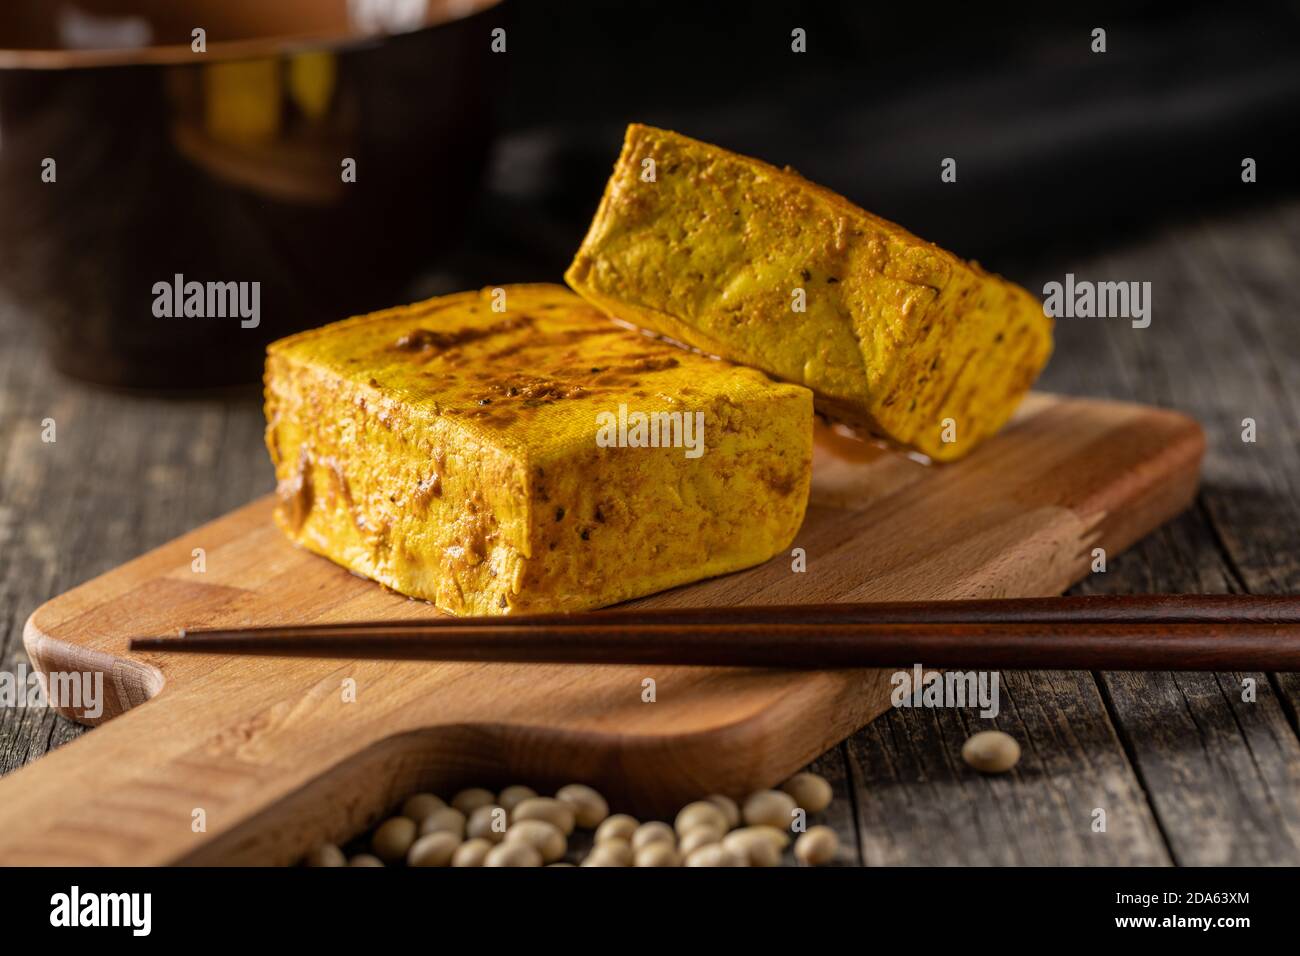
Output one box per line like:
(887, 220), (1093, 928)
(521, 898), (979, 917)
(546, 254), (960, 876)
(264, 284), (812, 615)
(566, 124), (1054, 461)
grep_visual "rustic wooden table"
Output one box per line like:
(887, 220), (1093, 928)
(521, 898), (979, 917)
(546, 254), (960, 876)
(2, 199), (1297, 866)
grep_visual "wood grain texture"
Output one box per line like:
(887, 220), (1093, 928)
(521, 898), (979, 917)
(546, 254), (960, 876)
(761, 200), (1300, 868)
(129, 616), (1300, 672)
(0, 392), (1201, 865)
(3, 199), (1297, 867)
(844, 668), (1171, 866)
(1030, 202), (1300, 865)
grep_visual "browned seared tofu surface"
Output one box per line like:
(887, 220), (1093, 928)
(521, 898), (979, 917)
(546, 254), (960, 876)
(264, 284), (813, 615)
(567, 124), (1053, 460)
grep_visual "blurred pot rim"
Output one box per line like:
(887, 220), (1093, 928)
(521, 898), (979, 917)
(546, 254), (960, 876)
(0, 0), (502, 70)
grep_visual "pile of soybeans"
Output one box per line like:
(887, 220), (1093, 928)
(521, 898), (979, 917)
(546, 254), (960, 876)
(304, 773), (840, 868)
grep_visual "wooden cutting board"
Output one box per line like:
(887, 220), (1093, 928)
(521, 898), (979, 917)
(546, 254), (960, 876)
(0, 393), (1203, 865)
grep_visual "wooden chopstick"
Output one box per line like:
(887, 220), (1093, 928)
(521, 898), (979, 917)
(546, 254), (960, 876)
(170, 594), (1299, 628)
(128, 594), (1300, 671)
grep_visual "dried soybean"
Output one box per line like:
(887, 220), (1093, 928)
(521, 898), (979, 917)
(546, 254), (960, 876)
(407, 831), (460, 867)
(371, 816), (417, 863)
(962, 730), (1021, 773)
(780, 772), (833, 813)
(794, 826), (839, 866)
(742, 790), (797, 830)
(556, 783), (609, 828)
(595, 814), (639, 844)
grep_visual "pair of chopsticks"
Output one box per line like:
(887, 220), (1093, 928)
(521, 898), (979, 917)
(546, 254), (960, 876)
(128, 594), (1300, 671)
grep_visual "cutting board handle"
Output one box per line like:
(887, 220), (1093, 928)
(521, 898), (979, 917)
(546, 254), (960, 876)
(0, 396), (1207, 865)
(0, 619), (504, 865)
(0, 660), (519, 865)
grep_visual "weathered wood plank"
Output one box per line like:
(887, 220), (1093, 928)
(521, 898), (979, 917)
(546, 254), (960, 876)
(1033, 201), (1300, 865)
(3, 200), (1298, 865)
(843, 666), (1170, 865)
(835, 200), (1300, 866)
(1078, 536), (1300, 865)
(0, 291), (272, 775)
(803, 745), (861, 866)
(1194, 209), (1300, 733)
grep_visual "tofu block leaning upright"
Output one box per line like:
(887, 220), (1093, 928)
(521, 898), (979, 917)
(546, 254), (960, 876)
(566, 124), (1054, 461)
(264, 284), (813, 615)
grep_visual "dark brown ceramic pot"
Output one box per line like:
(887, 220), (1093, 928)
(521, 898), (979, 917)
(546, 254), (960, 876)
(0, 0), (505, 387)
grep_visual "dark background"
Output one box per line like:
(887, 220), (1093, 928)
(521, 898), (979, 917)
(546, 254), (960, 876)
(425, 0), (1300, 293)
(3, 1), (1300, 869)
